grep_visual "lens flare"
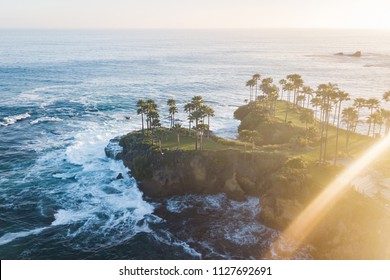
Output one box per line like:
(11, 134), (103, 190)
(270, 133), (390, 258)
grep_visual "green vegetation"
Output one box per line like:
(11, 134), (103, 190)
(133, 74), (390, 172)
(242, 72), (390, 166)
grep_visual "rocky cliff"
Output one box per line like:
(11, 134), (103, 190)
(106, 131), (390, 259)
(116, 132), (289, 200)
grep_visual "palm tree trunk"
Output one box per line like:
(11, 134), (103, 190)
(334, 101), (342, 165)
(141, 114), (144, 134)
(323, 110), (330, 163)
(195, 130), (198, 150)
(319, 108), (325, 163)
(354, 108), (360, 132)
(207, 115), (210, 138)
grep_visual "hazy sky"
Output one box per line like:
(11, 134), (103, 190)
(1, 0), (390, 29)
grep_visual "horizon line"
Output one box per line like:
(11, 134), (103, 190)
(1, 27), (390, 32)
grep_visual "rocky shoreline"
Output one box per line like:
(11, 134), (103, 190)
(105, 131), (390, 259)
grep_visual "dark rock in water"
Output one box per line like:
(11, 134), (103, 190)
(116, 173), (124, 180)
(125, 116), (131, 120)
(105, 137), (123, 159)
(351, 51), (362, 57)
(334, 51), (361, 57)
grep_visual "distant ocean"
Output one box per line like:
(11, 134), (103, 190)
(1, 29), (390, 259)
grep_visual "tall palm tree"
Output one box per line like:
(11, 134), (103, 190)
(310, 96), (322, 120)
(334, 90), (350, 165)
(284, 82), (294, 123)
(253, 73), (261, 101)
(203, 105), (215, 138)
(383, 91), (390, 103)
(279, 79), (287, 100)
(136, 99), (147, 134)
(342, 107), (358, 155)
(246, 79), (256, 102)
(365, 98), (380, 136)
(352, 98), (366, 132)
(191, 109), (206, 150)
(296, 94), (306, 108)
(259, 77), (273, 110)
(172, 123), (183, 149)
(167, 98), (177, 128)
(184, 102), (195, 135)
(299, 109), (314, 129)
(287, 74), (304, 105)
(369, 111), (383, 137)
(317, 83), (338, 163)
(302, 86), (314, 108)
(145, 99), (158, 131)
(381, 109), (390, 135)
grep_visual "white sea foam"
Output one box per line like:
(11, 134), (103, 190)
(51, 209), (92, 226)
(1, 113), (31, 126)
(0, 227), (48, 246)
(30, 117), (63, 125)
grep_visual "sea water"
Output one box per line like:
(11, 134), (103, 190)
(1, 29), (390, 259)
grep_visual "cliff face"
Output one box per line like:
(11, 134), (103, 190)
(117, 132), (292, 203)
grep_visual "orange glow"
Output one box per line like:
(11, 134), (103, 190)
(271, 133), (390, 258)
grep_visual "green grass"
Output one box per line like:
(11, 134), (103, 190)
(140, 129), (248, 152)
(274, 100), (375, 163)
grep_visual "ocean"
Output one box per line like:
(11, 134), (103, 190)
(1, 29), (390, 259)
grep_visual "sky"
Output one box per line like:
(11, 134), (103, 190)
(1, 0), (390, 30)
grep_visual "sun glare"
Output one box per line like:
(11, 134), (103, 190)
(271, 133), (390, 258)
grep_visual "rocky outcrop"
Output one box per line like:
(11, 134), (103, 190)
(118, 132), (289, 202)
(334, 51), (362, 57)
(111, 131), (390, 259)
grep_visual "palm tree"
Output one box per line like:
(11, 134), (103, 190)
(299, 109), (314, 129)
(203, 105), (215, 138)
(342, 107), (358, 154)
(369, 111), (383, 137)
(383, 91), (390, 103)
(353, 98), (366, 132)
(279, 79), (287, 100)
(365, 98), (380, 136)
(296, 94), (306, 108)
(302, 86), (314, 108)
(136, 99), (147, 134)
(317, 83), (338, 163)
(145, 99), (158, 131)
(191, 109), (206, 151)
(334, 90), (350, 165)
(253, 73), (261, 101)
(246, 79), (256, 102)
(310, 96), (322, 120)
(167, 98), (177, 128)
(284, 82), (294, 123)
(184, 102), (195, 135)
(268, 85), (279, 117)
(172, 123), (183, 149)
(287, 74), (304, 105)
(381, 109), (390, 135)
